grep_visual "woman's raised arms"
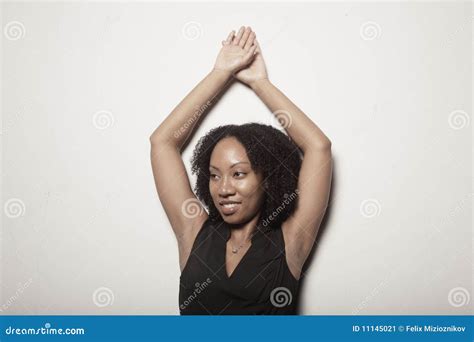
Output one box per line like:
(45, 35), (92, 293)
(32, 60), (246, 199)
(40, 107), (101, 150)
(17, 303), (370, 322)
(149, 27), (258, 271)
(235, 40), (333, 280)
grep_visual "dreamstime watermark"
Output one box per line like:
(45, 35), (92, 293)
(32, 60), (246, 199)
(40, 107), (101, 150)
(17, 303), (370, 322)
(360, 21), (382, 41)
(359, 198), (381, 218)
(1, 110), (22, 136)
(4, 322), (85, 336)
(262, 189), (300, 227)
(448, 110), (470, 130)
(92, 287), (114, 307)
(0, 278), (33, 312)
(92, 110), (115, 130)
(174, 100), (211, 139)
(448, 287), (470, 308)
(181, 198), (204, 219)
(180, 278), (213, 311)
(4, 198), (26, 218)
(443, 19), (470, 48)
(352, 272), (391, 315)
(270, 109), (293, 129)
(4, 21), (26, 41)
(431, 191), (473, 236)
(421, 242), (470, 296)
(270, 287), (293, 307)
(182, 21), (203, 40)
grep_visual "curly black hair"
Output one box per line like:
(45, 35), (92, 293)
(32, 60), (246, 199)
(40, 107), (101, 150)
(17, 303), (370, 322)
(190, 123), (302, 231)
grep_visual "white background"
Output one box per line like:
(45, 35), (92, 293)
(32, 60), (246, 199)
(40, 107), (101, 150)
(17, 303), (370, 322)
(1, 1), (472, 315)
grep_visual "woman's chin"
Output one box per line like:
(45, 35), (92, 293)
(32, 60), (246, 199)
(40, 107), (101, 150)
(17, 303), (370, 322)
(222, 215), (238, 223)
(220, 214), (243, 225)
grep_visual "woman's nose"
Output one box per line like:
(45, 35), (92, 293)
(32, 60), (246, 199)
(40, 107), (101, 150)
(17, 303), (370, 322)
(218, 177), (235, 196)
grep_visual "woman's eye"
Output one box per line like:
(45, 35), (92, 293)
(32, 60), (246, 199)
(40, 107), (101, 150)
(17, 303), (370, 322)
(234, 172), (246, 177)
(210, 174), (219, 179)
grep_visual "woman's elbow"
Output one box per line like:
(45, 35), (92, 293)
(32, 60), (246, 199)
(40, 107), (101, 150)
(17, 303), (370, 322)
(149, 125), (169, 145)
(320, 138), (332, 150)
(312, 138), (332, 152)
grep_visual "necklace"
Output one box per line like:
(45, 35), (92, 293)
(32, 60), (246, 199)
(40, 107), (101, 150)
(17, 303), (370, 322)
(229, 231), (257, 254)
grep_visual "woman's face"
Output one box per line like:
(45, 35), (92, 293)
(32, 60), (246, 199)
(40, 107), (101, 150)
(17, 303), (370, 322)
(209, 137), (265, 225)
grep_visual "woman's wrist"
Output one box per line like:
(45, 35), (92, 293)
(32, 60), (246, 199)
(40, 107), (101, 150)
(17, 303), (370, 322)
(250, 78), (271, 92)
(211, 67), (233, 79)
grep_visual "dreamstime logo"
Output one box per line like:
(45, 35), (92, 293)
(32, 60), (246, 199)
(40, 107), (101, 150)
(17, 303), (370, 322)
(92, 287), (114, 307)
(360, 21), (382, 41)
(4, 198), (26, 218)
(271, 110), (293, 129)
(181, 198), (204, 219)
(444, 25), (466, 48)
(262, 189), (300, 227)
(92, 110), (115, 130)
(174, 100), (211, 138)
(182, 21), (203, 40)
(0, 278), (33, 312)
(1, 110), (22, 136)
(359, 198), (381, 218)
(448, 287), (470, 308)
(430, 191), (473, 237)
(352, 272), (391, 315)
(448, 110), (470, 130)
(180, 278), (213, 311)
(4, 21), (26, 40)
(4, 322), (85, 335)
(270, 287), (293, 307)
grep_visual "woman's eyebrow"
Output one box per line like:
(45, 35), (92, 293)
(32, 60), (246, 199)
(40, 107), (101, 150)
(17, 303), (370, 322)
(209, 161), (250, 170)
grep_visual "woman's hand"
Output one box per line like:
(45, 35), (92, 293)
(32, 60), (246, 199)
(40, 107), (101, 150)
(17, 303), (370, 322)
(213, 26), (258, 75)
(233, 42), (268, 88)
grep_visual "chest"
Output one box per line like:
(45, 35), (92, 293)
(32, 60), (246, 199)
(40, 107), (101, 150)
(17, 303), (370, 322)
(225, 240), (252, 278)
(180, 232), (284, 288)
(179, 228), (300, 314)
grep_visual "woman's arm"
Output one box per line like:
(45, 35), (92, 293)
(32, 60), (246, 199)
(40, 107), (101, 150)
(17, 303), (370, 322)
(251, 79), (332, 151)
(237, 41), (333, 280)
(149, 27), (258, 270)
(150, 69), (231, 149)
(149, 70), (229, 244)
(254, 79), (333, 280)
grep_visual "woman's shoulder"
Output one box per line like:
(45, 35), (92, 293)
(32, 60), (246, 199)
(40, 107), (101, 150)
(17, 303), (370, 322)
(189, 216), (224, 243)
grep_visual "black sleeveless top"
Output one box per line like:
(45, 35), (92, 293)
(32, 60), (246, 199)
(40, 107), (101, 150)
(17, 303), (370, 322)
(179, 218), (300, 315)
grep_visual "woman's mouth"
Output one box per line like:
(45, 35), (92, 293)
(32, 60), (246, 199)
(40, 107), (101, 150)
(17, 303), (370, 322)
(219, 201), (241, 215)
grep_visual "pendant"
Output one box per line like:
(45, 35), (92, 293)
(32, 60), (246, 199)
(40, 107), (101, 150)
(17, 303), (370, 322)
(232, 248), (238, 253)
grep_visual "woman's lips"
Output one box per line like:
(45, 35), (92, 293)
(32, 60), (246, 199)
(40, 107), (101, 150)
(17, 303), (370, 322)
(219, 202), (241, 215)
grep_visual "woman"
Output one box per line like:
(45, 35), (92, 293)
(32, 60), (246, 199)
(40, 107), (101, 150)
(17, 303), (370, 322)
(150, 26), (332, 315)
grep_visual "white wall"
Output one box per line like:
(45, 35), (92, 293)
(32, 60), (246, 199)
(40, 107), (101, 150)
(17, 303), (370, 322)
(1, 1), (471, 315)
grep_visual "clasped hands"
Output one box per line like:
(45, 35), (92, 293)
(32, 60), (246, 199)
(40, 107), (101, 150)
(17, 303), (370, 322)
(213, 26), (268, 88)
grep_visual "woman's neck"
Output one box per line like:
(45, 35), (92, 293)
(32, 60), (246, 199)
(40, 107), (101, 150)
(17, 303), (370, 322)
(228, 215), (260, 244)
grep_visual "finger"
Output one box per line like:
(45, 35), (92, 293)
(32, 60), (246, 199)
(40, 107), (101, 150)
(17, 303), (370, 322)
(224, 30), (235, 45)
(244, 31), (256, 50)
(254, 39), (263, 54)
(239, 26), (251, 48)
(243, 43), (258, 61)
(233, 26), (245, 45)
